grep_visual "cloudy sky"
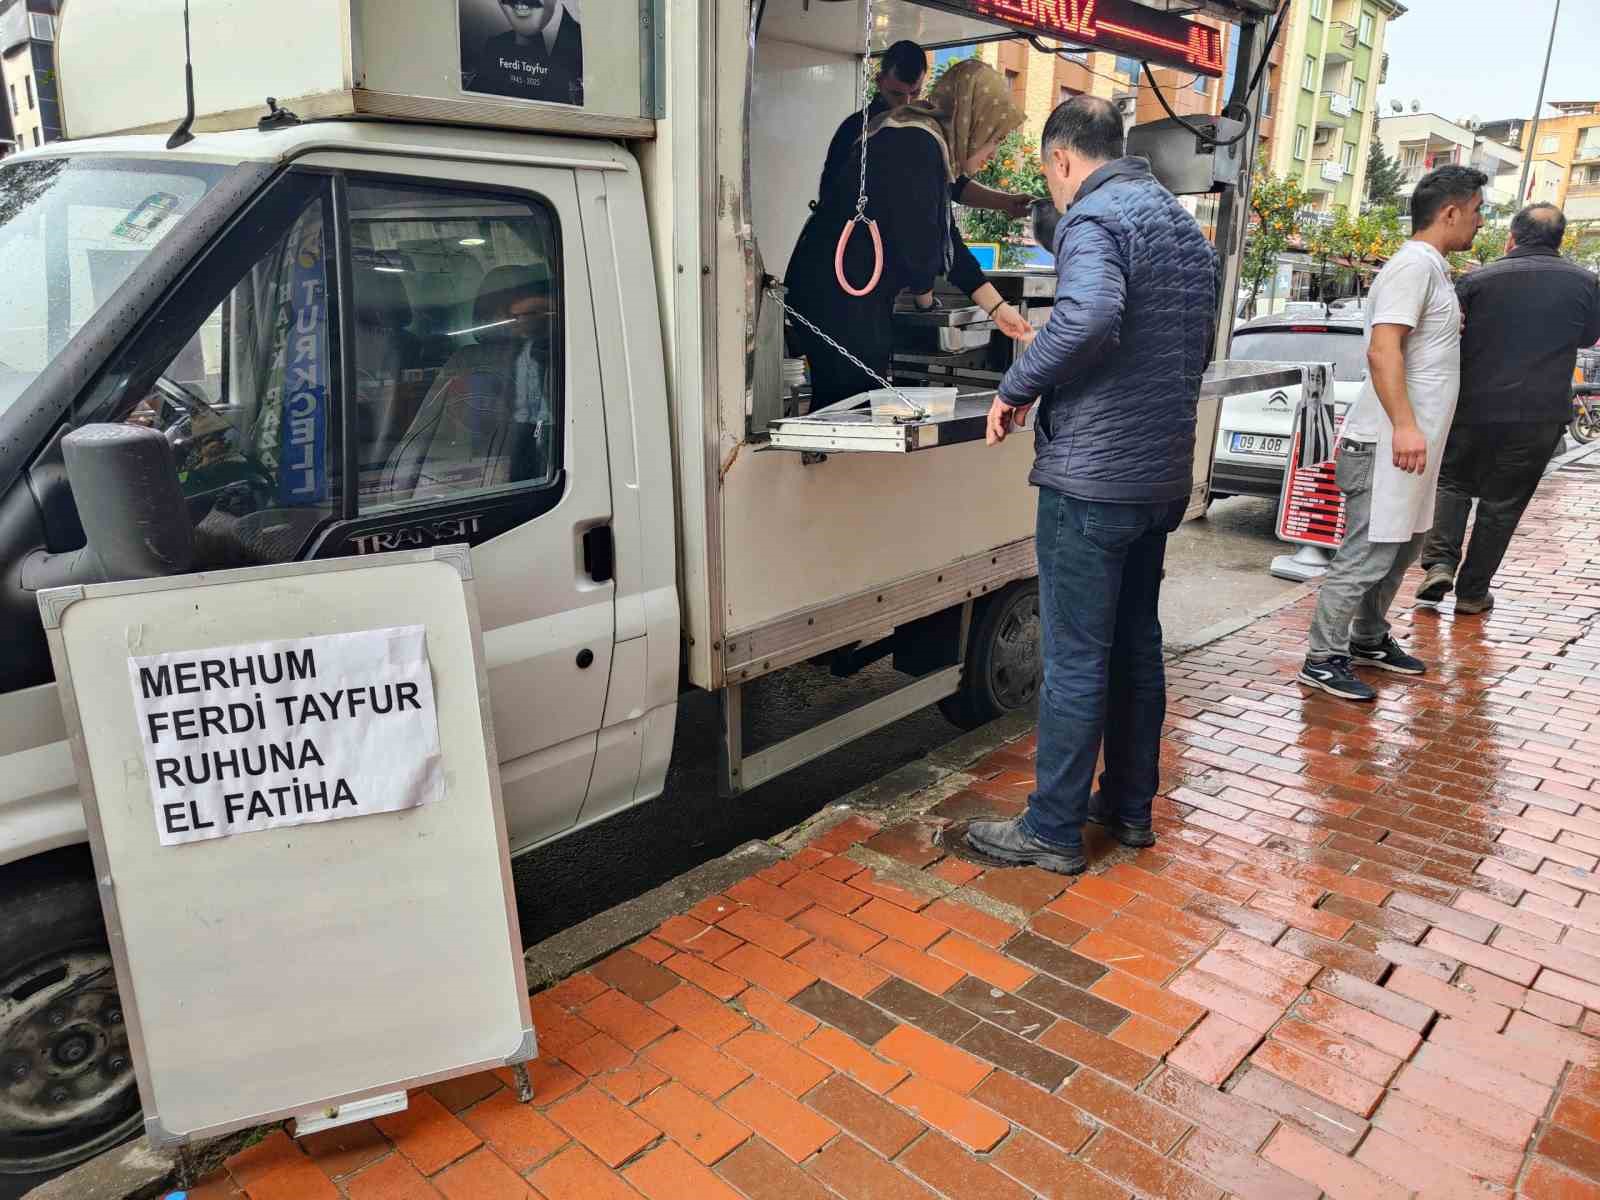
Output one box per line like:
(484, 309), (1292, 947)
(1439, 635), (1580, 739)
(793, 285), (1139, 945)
(1376, 0), (1597, 125)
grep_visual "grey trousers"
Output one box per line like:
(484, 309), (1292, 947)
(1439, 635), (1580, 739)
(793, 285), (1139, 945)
(1308, 441), (1427, 659)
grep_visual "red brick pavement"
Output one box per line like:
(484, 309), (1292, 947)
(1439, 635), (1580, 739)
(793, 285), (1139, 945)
(197, 466), (1600, 1197)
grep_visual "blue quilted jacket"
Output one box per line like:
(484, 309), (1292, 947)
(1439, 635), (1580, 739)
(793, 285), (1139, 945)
(999, 157), (1218, 504)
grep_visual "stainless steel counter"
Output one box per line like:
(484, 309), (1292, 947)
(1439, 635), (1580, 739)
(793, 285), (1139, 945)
(768, 359), (1331, 456)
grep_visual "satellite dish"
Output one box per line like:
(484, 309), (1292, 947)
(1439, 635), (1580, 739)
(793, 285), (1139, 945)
(1390, 99), (1403, 113)
(1410, 100), (1421, 113)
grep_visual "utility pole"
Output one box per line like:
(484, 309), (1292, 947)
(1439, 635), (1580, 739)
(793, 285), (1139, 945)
(1515, 0), (1563, 206)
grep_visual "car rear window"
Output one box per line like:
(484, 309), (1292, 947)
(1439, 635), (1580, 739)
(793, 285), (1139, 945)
(1229, 330), (1368, 383)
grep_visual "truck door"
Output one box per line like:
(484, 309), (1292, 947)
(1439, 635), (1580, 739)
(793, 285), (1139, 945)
(79, 163), (614, 851)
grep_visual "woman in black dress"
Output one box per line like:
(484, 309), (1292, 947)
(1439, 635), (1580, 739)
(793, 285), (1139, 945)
(785, 59), (1034, 408)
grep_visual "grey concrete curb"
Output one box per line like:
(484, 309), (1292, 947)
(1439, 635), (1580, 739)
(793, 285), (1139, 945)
(20, 1138), (175, 1200)
(1547, 436), (1600, 475)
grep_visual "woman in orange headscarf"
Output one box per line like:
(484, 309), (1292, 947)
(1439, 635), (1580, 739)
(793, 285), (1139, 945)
(785, 59), (1035, 408)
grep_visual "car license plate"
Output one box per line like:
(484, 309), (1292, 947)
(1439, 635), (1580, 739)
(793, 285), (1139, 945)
(1230, 433), (1288, 457)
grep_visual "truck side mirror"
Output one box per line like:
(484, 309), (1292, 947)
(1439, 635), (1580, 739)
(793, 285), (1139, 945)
(62, 424), (194, 580)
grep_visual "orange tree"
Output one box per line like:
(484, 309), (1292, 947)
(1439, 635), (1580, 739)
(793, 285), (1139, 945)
(956, 130), (1046, 267)
(1241, 167), (1308, 318)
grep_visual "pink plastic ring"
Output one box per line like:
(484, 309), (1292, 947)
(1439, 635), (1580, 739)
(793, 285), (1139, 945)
(834, 216), (883, 298)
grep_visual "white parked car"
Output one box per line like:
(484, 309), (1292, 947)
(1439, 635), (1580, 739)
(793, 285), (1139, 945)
(1211, 314), (1367, 501)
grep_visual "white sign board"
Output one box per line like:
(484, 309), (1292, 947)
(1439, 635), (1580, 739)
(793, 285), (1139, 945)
(41, 547), (534, 1147)
(130, 627), (443, 845)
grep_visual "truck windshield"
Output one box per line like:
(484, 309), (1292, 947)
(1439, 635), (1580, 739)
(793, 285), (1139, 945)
(0, 155), (226, 416)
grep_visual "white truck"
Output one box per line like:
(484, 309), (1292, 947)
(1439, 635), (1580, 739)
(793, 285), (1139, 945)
(0, 0), (1288, 1173)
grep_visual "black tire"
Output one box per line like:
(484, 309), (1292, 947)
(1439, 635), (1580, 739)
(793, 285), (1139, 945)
(1570, 409), (1600, 445)
(0, 849), (140, 1177)
(939, 580), (1041, 730)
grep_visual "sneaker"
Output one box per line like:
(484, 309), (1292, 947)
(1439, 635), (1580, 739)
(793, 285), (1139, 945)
(1086, 796), (1157, 848)
(1297, 655), (1377, 702)
(965, 817), (1086, 876)
(1454, 592), (1495, 615)
(1350, 635), (1426, 675)
(1416, 565), (1455, 604)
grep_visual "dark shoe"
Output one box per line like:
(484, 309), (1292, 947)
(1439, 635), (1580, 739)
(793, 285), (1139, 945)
(1350, 635), (1426, 676)
(1454, 593), (1495, 615)
(1416, 565), (1455, 604)
(1087, 795), (1157, 848)
(965, 817), (1086, 876)
(1298, 655), (1377, 702)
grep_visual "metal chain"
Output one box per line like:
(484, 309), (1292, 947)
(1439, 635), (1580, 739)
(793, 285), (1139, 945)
(853, 0), (875, 218)
(765, 282), (918, 413)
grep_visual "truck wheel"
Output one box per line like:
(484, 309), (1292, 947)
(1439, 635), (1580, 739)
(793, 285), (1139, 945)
(940, 581), (1041, 730)
(0, 851), (140, 1176)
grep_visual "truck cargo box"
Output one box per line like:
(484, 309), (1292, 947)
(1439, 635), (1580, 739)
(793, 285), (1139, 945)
(59, 0), (658, 141)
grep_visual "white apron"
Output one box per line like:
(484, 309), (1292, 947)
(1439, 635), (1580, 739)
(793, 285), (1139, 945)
(1351, 242), (1461, 543)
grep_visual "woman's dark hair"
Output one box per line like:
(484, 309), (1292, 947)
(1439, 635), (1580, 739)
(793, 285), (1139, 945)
(1510, 202), (1566, 250)
(1041, 95), (1126, 162)
(1410, 165), (1488, 232)
(879, 41), (927, 86)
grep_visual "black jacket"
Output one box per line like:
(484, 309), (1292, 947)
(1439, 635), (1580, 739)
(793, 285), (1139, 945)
(1456, 245), (1600, 425)
(817, 100), (971, 208)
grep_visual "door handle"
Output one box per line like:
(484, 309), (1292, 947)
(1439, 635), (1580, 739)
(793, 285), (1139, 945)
(582, 525), (614, 584)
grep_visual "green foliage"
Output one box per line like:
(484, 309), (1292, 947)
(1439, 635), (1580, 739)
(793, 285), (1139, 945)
(1364, 111), (1404, 207)
(1240, 165), (1307, 317)
(956, 130), (1045, 268)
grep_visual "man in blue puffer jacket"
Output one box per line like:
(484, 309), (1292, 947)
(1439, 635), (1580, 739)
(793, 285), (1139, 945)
(967, 96), (1217, 875)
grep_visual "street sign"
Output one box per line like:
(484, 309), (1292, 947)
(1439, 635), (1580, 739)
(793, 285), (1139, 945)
(1276, 425), (1347, 549)
(39, 546), (534, 1148)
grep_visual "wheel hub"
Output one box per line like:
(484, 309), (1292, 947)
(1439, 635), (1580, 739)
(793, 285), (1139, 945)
(0, 949), (139, 1173)
(990, 595), (1042, 710)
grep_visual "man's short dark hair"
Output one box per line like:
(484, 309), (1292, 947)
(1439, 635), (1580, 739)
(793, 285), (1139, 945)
(1510, 202), (1566, 251)
(878, 41), (926, 85)
(1041, 95), (1125, 162)
(1410, 164), (1488, 231)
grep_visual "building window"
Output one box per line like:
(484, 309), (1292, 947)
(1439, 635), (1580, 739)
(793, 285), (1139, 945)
(24, 76), (32, 110)
(28, 12), (53, 41)
(1004, 68), (1023, 109)
(7, 85), (14, 117)
(1541, 134), (1559, 153)
(1310, 0), (1325, 16)
(1116, 56), (1140, 80)
(1351, 79), (1365, 110)
(1342, 142), (1356, 172)
(1359, 11), (1375, 45)
(1260, 85), (1274, 118)
(1302, 55), (1316, 90)
(1194, 75), (1208, 96)
(1294, 126), (1308, 160)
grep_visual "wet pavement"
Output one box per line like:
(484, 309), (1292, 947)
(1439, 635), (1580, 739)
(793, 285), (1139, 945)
(183, 464), (1600, 1199)
(509, 496), (1292, 948)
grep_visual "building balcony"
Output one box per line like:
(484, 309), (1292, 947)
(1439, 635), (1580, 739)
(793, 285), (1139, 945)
(1325, 22), (1358, 64)
(1316, 92), (1355, 129)
(1575, 144), (1600, 166)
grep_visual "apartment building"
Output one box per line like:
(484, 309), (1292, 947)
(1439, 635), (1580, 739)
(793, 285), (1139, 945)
(1265, 0), (1404, 214)
(1488, 102), (1600, 222)
(0, 0), (60, 154)
(1378, 112), (1523, 218)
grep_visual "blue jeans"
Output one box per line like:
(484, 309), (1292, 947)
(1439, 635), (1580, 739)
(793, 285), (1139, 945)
(1022, 488), (1184, 851)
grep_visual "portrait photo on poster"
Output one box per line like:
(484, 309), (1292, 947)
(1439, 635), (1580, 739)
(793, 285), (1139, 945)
(460, 0), (584, 107)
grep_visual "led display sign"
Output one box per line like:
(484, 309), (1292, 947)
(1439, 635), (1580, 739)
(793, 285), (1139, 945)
(951, 0), (1226, 77)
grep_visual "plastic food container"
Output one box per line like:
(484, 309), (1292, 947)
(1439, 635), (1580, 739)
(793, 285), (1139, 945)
(864, 387), (958, 421)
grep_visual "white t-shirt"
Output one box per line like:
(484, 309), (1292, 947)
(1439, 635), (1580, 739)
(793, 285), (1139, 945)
(1341, 239), (1460, 443)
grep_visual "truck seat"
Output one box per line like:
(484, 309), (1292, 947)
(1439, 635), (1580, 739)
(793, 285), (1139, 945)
(351, 265), (422, 472)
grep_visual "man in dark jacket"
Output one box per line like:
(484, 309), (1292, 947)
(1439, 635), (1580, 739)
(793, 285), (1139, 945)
(965, 96), (1217, 875)
(1416, 203), (1600, 613)
(815, 41), (1032, 218)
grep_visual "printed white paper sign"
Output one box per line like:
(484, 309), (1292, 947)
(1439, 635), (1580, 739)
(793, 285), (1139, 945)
(128, 626), (443, 846)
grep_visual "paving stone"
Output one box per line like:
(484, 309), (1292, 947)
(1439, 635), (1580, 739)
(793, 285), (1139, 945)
(790, 980), (897, 1045)
(866, 977), (981, 1042)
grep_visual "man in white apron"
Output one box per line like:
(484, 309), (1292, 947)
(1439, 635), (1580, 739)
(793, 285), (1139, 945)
(1299, 165), (1486, 702)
